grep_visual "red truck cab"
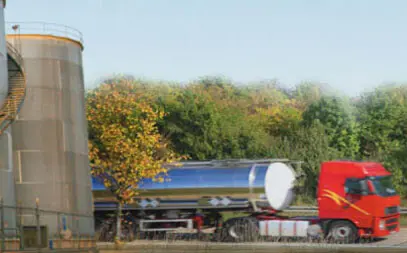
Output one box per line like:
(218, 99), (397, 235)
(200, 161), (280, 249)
(317, 160), (400, 240)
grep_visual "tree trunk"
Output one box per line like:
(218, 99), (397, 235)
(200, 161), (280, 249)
(115, 202), (122, 243)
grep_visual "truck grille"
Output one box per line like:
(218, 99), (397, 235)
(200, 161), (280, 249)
(386, 218), (398, 225)
(386, 224), (397, 231)
(385, 206), (399, 215)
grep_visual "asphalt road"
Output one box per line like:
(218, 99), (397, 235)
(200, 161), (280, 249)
(98, 228), (407, 252)
(99, 242), (407, 253)
(368, 228), (407, 246)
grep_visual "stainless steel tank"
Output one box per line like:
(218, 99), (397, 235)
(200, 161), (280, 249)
(93, 160), (297, 211)
(5, 22), (94, 237)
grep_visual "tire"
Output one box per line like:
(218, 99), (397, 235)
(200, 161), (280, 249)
(327, 220), (358, 244)
(220, 217), (259, 242)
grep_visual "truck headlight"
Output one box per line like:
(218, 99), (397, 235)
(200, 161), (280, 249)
(379, 220), (385, 230)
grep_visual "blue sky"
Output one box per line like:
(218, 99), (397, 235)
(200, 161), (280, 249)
(4, 0), (407, 95)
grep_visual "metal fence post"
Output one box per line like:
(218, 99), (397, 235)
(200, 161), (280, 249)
(57, 212), (61, 249)
(18, 200), (24, 250)
(77, 216), (80, 249)
(35, 198), (41, 249)
(1, 197), (4, 251)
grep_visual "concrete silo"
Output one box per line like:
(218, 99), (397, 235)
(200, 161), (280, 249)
(6, 22), (94, 238)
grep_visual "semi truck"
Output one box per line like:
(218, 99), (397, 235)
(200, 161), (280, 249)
(91, 159), (401, 243)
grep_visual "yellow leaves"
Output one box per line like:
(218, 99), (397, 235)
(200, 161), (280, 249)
(251, 98), (304, 136)
(86, 82), (184, 205)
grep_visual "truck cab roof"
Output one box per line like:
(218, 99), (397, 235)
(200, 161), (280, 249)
(320, 160), (391, 177)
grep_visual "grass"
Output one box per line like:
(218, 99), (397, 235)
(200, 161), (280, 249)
(401, 215), (407, 227)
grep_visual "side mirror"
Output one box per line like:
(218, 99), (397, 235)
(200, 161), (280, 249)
(367, 180), (375, 193)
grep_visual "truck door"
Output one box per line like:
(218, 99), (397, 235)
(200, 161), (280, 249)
(343, 178), (373, 228)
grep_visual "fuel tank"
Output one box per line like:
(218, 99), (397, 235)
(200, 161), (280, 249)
(92, 160), (297, 211)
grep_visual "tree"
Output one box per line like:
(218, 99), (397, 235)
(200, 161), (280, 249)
(269, 122), (343, 202)
(356, 85), (407, 157)
(255, 99), (303, 137)
(291, 82), (333, 109)
(86, 82), (184, 242)
(301, 96), (360, 159)
(156, 89), (222, 160)
(156, 87), (272, 160)
(355, 85), (407, 195)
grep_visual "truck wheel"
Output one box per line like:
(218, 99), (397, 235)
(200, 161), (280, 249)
(327, 220), (358, 244)
(220, 217), (259, 242)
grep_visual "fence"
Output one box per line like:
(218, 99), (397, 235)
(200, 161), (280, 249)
(0, 198), (96, 251)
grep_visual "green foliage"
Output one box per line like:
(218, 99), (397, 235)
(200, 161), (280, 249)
(381, 149), (407, 197)
(356, 85), (407, 157)
(86, 76), (407, 200)
(354, 84), (407, 196)
(156, 87), (271, 160)
(157, 89), (221, 160)
(269, 122), (343, 196)
(302, 96), (360, 159)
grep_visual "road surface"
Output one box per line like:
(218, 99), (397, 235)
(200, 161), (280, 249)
(369, 228), (407, 246)
(98, 228), (407, 252)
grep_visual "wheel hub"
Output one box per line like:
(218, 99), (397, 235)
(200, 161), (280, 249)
(229, 226), (238, 238)
(229, 223), (248, 239)
(334, 226), (350, 238)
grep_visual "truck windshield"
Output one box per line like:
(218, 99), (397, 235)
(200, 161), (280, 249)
(370, 176), (397, 197)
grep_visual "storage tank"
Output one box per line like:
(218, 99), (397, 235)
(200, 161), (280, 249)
(0, 0), (17, 236)
(93, 160), (297, 211)
(5, 22), (94, 237)
(0, 0), (8, 107)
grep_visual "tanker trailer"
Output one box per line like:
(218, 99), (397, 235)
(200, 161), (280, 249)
(93, 159), (298, 212)
(93, 159), (305, 241)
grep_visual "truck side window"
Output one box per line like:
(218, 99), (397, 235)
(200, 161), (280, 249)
(345, 179), (367, 195)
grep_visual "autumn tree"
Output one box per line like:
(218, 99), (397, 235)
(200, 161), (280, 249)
(86, 81), (184, 242)
(255, 99), (303, 137)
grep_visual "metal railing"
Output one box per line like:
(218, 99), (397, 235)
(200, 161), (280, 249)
(0, 198), (96, 251)
(5, 41), (23, 69)
(5, 21), (84, 45)
(286, 206), (407, 214)
(0, 42), (26, 135)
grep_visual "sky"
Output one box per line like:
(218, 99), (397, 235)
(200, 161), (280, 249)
(4, 0), (407, 96)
